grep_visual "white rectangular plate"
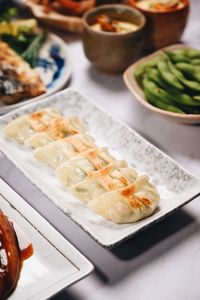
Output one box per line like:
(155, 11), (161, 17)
(0, 178), (93, 300)
(0, 88), (199, 247)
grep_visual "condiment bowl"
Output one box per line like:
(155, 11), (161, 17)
(123, 44), (200, 125)
(82, 4), (146, 73)
(125, 0), (190, 50)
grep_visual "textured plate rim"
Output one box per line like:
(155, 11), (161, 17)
(0, 88), (199, 247)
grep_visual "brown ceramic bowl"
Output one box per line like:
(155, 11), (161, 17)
(82, 4), (146, 73)
(125, 0), (190, 50)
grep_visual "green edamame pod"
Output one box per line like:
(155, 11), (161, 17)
(144, 88), (185, 114)
(173, 48), (188, 56)
(134, 56), (161, 81)
(134, 65), (146, 81)
(147, 67), (181, 91)
(171, 92), (200, 106)
(146, 68), (167, 88)
(175, 63), (200, 82)
(143, 77), (174, 104)
(168, 60), (200, 92)
(186, 49), (200, 59)
(179, 105), (200, 114)
(147, 68), (180, 92)
(191, 59), (200, 66)
(164, 50), (190, 63)
(163, 86), (200, 106)
(157, 59), (184, 90)
(193, 95), (200, 100)
(144, 72), (200, 106)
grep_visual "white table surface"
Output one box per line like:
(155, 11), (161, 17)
(0, 0), (200, 299)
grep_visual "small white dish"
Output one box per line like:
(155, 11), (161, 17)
(0, 33), (72, 115)
(0, 88), (199, 247)
(0, 178), (93, 300)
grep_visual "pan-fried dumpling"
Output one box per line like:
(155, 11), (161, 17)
(56, 148), (115, 188)
(27, 108), (61, 128)
(4, 116), (35, 144)
(33, 133), (95, 169)
(67, 116), (87, 133)
(70, 161), (138, 203)
(4, 108), (61, 144)
(88, 175), (160, 224)
(24, 116), (87, 148)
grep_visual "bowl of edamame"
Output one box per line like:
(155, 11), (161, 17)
(123, 44), (200, 125)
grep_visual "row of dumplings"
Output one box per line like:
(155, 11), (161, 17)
(5, 108), (160, 224)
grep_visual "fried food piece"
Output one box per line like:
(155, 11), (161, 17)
(0, 41), (46, 105)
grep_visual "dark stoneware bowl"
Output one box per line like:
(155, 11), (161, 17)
(125, 0), (189, 50)
(83, 4), (146, 73)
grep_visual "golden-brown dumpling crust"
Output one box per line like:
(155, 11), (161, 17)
(88, 175), (160, 224)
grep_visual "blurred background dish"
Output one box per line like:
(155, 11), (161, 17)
(82, 4), (146, 73)
(0, 6), (72, 114)
(124, 0), (189, 50)
(123, 44), (200, 125)
(23, 0), (96, 32)
(0, 32), (72, 114)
